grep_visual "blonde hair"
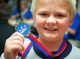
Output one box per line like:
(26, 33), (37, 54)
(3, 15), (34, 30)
(31, 0), (77, 19)
(30, 0), (36, 15)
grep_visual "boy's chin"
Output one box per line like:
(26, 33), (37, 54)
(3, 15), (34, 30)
(43, 33), (59, 40)
(44, 33), (59, 37)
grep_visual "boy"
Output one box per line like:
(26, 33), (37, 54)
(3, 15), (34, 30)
(1, 0), (80, 59)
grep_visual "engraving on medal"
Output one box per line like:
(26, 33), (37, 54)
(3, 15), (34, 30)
(16, 23), (30, 37)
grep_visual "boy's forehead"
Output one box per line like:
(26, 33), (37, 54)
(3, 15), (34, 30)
(36, 0), (70, 11)
(37, 0), (68, 4)
(37, 0), (55, 6)
(37, 0), (69, 7)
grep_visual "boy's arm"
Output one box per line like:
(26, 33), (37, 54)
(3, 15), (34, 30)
(68, 28), (76, 35)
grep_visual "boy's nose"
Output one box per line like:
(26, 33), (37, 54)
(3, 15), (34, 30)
(46, 15), (57, 25)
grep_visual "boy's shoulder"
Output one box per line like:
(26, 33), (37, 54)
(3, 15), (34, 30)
(65, 44), (80, 59)
(71, 44), (80, 55)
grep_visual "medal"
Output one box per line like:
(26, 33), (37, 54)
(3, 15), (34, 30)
(15, 23), (30, 37)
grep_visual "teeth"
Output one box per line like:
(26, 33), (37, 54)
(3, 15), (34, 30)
(48, 29), (54, 31)
(45, 28), (57, 31)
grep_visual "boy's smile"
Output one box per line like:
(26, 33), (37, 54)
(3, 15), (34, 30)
(44, 27), (58, 32)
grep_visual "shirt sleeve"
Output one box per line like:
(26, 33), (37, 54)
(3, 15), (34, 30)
(0, 53), (21, 59)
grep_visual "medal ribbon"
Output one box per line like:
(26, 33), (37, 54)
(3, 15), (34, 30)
(22, 34), (67, 59)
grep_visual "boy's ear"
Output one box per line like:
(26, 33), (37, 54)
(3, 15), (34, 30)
(69, 18), (74, 27)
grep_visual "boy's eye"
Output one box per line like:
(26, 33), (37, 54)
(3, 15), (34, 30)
(54, 13), (66, 18)
(38, 13), (49, 17)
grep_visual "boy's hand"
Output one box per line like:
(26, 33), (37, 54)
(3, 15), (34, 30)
(4, 32), (25, 59)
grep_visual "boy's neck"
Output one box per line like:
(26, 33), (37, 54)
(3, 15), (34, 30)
(38, 38), (64, 52)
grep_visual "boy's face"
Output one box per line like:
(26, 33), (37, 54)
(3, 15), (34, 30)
(33, 0), (72, 42)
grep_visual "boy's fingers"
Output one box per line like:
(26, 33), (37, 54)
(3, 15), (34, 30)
(11, 32), (25, 40)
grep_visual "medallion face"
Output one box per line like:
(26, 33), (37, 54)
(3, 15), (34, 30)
(16, 23), (30, 37)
